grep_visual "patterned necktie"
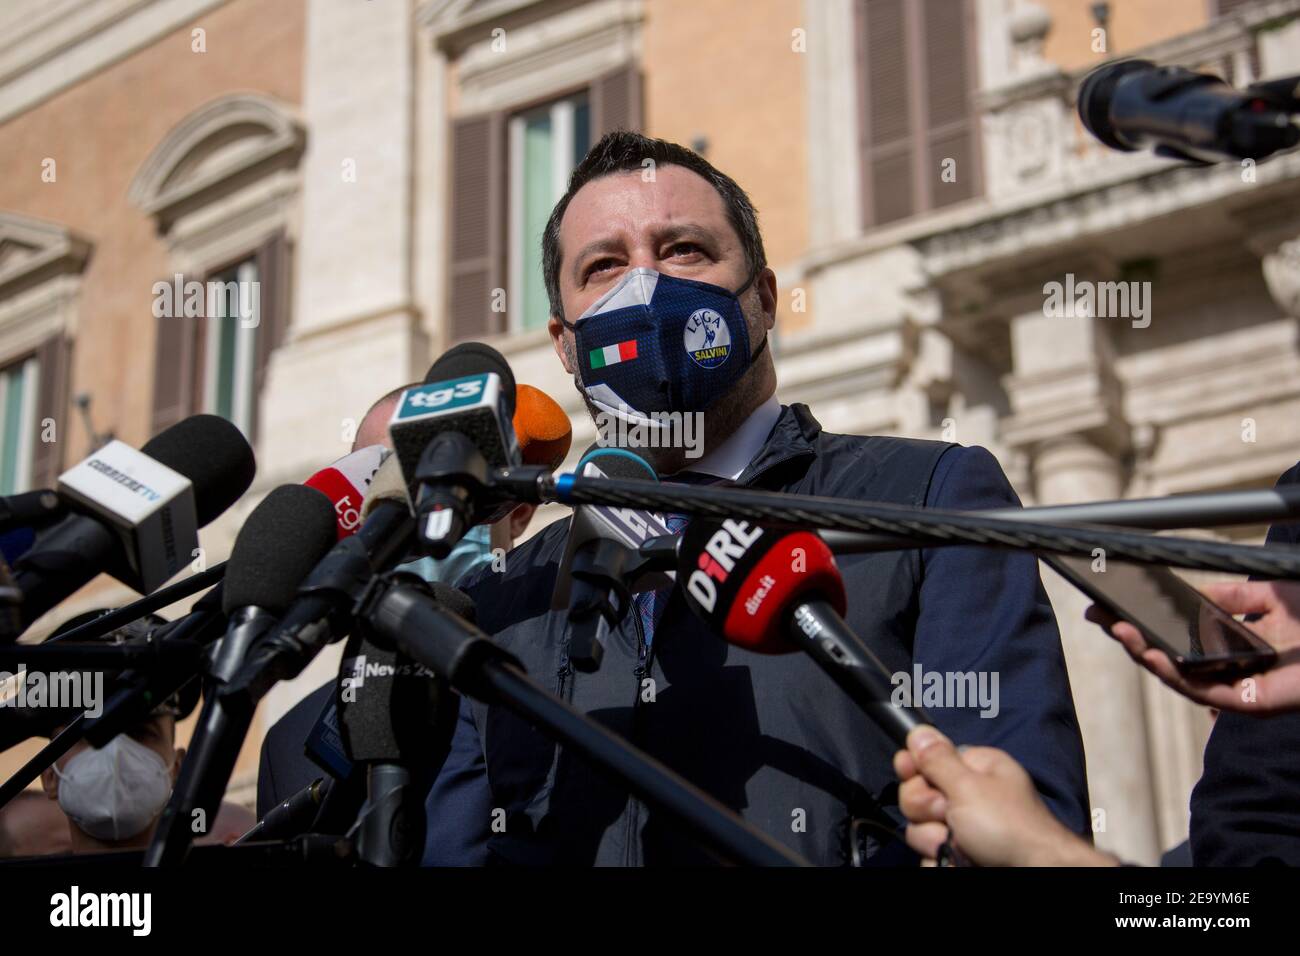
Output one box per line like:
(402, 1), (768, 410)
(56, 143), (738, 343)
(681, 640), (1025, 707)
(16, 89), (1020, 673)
(634, 471), (724, 656)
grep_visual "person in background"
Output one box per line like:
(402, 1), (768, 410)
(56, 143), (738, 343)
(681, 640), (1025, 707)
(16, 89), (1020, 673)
(23, 611), (255, 855)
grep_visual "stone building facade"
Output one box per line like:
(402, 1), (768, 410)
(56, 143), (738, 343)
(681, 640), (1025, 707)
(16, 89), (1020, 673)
(2, 0), (1299, 863)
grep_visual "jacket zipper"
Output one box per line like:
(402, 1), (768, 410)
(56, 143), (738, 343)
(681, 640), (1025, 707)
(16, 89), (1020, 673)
(625, 603), (650, 866)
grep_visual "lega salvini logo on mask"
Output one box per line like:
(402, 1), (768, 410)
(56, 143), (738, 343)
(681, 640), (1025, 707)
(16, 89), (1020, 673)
(684, 308), (731, 368)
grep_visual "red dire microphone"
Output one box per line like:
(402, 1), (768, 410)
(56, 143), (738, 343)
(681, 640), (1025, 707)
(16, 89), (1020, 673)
(678, 517), (929, 747)
(305, 445), (389, 540)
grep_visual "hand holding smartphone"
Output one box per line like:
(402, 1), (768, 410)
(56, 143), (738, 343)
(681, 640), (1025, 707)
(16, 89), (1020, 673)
(1045, 554), (1300, 714)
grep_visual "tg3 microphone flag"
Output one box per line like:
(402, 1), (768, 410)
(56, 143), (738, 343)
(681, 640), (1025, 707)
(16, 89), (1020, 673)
(387, 343), (519, 556)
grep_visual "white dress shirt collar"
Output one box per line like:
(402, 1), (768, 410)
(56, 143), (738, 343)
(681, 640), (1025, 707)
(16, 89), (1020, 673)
(673, 394), (782, 481)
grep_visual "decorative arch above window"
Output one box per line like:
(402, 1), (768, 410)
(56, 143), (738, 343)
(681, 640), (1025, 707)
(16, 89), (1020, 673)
(128, 92), (305, 231)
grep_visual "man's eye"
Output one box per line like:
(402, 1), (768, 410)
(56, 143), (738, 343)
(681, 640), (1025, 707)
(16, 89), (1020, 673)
(587, 258), (619, 277)
(669, 243), (702, 257)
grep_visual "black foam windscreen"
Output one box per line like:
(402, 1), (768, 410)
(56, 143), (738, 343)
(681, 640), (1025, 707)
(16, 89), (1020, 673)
(223, 485), (339, 614)
(337, 581), (471, 764)
(1076, 58), (1151, 152)
(427, 580), (476, 625)
(143, 414), (257, 526)
(422, 342), (517, 419)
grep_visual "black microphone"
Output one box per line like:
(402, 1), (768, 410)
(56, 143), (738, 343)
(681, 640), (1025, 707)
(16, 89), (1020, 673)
(388, 343), (520, 557)
(220, 455), (416, 702)
(0, 489), (63, 533)
(336, 573), (462, 866)
(9, 414), (255, 636)
(554, 446), (676, 672)
(1078, 58), (1300, 162)
(676, 518), (929, 748)
(144, 484), (339, 867)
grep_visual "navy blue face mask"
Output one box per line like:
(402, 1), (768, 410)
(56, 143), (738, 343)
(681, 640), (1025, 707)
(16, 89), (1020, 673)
(561, 267), (767, 425)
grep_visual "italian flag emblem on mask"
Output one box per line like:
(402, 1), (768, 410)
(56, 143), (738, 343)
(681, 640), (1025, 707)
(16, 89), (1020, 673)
(589, 339), (638, 369)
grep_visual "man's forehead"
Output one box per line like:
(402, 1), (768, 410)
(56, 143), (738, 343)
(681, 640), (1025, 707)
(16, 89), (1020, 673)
(560, 165), (731, 252)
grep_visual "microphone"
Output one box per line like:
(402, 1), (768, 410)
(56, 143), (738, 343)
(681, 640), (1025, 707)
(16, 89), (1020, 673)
(513, 384), (572, 472)
(221, 455), (416, 701)
(554, 446), (676, 672)
(336, 573), (462, 865)
(9, 414), (256, 635)
(676, 518), (929, 747)
(144, 483), (340, 867)
(0, 490), (63, 534)
(1078, 58), (1300, 162)
(388, 343), (520, 557)
(304, 444), (389, 540)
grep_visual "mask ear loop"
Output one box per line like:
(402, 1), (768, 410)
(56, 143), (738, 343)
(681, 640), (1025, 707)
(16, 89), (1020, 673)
(733, 260), (771, 364)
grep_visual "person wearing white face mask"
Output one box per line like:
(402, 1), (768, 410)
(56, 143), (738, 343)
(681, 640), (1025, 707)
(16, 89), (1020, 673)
(34, 611), (254, 854)
(42, 711), (179, 847)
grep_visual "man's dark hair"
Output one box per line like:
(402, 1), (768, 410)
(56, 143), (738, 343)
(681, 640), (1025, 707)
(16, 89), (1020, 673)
(542, 131), (767, 321)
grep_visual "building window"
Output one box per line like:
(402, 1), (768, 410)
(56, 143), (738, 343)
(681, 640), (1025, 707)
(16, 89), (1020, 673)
(149, 236), (288, 444)
(203, 258), (260, 437)
(855, 0), (981, 228)
(0, 355), (38, 495)
(509, 93), (592, 333)
(447, 65), (642, 343)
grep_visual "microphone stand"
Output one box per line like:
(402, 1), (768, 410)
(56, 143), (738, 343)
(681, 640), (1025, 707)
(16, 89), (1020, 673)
(491, 467), (1300, 580)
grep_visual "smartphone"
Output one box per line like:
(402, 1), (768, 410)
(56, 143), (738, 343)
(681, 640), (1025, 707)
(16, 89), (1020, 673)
(1040, 552), (1277, 681)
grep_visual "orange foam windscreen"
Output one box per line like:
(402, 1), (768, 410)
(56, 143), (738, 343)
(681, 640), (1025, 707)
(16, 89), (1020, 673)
(514, 384), (572, 472)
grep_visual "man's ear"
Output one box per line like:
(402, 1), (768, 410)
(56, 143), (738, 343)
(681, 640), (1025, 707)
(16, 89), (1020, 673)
(548, 315), (575, 374)
(40, 765), (58, 801)
(508, 503), (537, 541)
(757, 267), (778, 330)
(171, 746), (186, 783)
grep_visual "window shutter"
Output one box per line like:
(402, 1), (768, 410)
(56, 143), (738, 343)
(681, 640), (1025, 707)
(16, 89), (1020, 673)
(150, 307), (198, 438)
(252, 233), (291, 444)
(591, 64), (644, 137)
(31, 334), (69, 489)
(859, 0), (915, 225)
(448, 113), (507, 343)
(857, 0), (978, 227)
(923, 0), (977, 209)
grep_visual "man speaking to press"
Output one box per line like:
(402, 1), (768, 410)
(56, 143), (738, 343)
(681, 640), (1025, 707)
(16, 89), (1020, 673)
(424, 132), (1089, 865)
